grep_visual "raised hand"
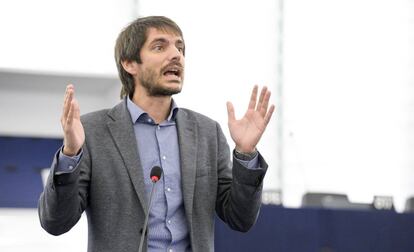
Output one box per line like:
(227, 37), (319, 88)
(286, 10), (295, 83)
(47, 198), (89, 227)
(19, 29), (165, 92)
(61, 84), (85, 156)
(226, 85), (275, 153)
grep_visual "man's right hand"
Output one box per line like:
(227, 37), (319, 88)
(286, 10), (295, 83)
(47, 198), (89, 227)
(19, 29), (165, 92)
(61, 84), (85, 156)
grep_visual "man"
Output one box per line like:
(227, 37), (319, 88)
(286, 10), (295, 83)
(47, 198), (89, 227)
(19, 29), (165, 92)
(38, 16), (275, 252)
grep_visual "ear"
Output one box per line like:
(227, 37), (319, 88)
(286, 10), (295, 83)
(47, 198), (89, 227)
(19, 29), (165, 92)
(121, 60), (139, 75)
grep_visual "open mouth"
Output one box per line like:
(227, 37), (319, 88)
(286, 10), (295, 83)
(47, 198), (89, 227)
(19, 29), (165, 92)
(162, 65), (183, 80)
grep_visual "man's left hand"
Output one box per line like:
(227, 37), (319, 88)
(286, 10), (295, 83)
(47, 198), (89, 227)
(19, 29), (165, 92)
(227, 85), (275, 154)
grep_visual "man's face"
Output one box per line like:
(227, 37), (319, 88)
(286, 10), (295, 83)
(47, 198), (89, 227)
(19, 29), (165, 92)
(136, 28), (185, 97)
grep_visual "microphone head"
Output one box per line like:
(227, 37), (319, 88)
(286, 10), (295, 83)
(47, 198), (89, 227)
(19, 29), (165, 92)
(150, 166), (163, 183)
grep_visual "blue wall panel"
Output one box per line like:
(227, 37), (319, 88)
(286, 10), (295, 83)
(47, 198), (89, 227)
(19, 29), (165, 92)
(0, 136), (62, 208)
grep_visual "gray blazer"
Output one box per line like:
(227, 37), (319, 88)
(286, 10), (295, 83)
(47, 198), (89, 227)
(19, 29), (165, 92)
(38, 99), (268, 252)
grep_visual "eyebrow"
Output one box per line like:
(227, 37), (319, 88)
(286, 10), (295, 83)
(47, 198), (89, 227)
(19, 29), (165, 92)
(149, 37), (184, 46)
(150, 38), (168, 45)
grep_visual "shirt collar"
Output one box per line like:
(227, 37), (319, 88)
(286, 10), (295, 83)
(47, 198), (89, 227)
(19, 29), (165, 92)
(126, 97), (179, 124)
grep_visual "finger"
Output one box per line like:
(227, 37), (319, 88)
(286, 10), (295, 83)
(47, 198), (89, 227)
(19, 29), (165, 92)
(63, 84), (74, 107)
(226, 101), (236, 122)
(62, 86), (69, 114)
(264, 104), (275, 126)
(72, 98), (81, 119)
(256, 86), (267, 112)
(260, 90), (271, 117)
(248, 85), (258, 110)
(66, 100), (74, 126)
(62, 85), (74, 122)
(63, 90), (73, 123)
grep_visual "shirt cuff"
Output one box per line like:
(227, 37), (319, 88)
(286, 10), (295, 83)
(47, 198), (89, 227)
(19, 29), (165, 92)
(56, 146), (83, 173)
(234, 153), (260, 170)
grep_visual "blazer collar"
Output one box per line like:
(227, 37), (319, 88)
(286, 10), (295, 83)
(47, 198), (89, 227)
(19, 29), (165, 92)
(176, 109), (198, 229)
(106, 99), (149, 212)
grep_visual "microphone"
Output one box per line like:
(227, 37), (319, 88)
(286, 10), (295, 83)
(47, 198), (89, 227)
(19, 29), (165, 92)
(150, 166), (162, 183)
(138, 166), (163, 252)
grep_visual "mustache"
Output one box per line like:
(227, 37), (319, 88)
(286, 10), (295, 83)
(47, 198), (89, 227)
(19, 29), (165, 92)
(161, 62), (184, 73)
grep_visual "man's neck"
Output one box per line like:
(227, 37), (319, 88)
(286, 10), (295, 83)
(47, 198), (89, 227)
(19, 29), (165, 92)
(131, 91), (172, 124)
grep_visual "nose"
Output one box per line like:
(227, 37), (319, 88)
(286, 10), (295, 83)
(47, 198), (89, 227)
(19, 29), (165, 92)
(168, 46), (182, 62)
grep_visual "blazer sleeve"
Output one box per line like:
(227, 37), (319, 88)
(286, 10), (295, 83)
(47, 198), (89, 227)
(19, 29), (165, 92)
(38, 142), (91, 236)
(214, 122), (268, 232)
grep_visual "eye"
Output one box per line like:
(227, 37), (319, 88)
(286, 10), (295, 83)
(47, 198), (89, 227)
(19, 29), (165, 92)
(153, 45), (164, 51)
(177, 46), (184, 53)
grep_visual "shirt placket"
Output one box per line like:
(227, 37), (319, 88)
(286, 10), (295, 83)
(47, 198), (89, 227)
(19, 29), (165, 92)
(156, 124), (174, 241)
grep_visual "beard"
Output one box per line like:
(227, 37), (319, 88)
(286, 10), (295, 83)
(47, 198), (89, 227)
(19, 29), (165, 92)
(138, 68), (183, 97)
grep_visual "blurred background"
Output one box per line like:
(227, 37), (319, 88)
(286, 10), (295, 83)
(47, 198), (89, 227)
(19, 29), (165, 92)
(0, 0), (413, 251)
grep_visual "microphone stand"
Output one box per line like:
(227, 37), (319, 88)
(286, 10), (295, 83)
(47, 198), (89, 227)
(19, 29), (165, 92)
(138, 180), (157, 252)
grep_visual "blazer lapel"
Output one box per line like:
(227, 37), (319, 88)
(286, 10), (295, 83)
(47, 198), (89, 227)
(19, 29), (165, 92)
(176, 110), (198, 229)
(106, 100), (148, 213)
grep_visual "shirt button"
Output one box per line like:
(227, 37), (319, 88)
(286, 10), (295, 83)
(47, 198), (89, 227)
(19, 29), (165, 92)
(162, 156), (166, 160)
(166, 187), (171, 192)
(68, 165), (73, 170)
(157, 125), (161, 130)
(167, 219), (172, 224)
(169, 249), (173, 252)
(147, 119), (152, 123)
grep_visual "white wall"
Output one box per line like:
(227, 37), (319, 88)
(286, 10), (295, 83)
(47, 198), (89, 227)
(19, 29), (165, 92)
(0, 70), (120, 137)
(282, 0), (414, 210)
(0, 0), (133, 75)
(0, 0), (133, 137)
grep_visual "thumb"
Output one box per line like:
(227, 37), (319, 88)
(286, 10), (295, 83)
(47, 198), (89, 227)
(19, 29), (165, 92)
(226, 101), (236, 123)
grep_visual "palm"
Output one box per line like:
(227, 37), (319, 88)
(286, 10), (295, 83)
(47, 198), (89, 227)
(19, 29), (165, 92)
(227, 86), (275, 153)
(63, 116), (85, 154)
(61, 84), (85, 156)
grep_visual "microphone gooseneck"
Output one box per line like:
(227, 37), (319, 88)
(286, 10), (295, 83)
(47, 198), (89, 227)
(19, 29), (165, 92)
(138, 166), (163, 252)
